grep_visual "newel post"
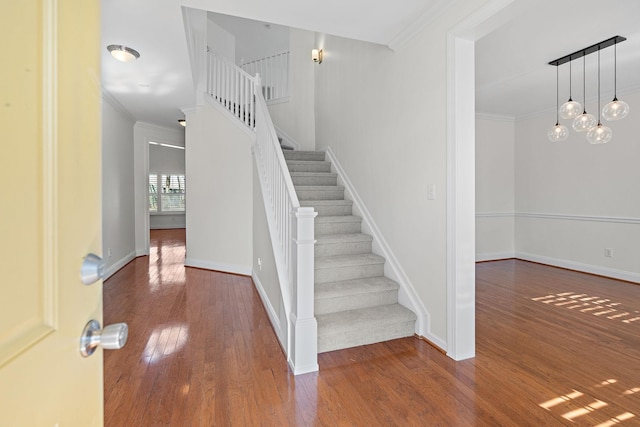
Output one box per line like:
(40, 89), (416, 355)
(289, 206), (318, 375)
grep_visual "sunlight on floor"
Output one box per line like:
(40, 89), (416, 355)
(539, 379), (638, 426)
(142, 324), (189, 362)
(531, 292), (640, 324)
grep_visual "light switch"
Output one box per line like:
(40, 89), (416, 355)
(427, 184), (436, 200)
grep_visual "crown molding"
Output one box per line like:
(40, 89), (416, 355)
(101, 88), (136, 123)
(387, 0), (452, 51)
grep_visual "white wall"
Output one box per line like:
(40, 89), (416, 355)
(207, 18), (236, 62)
(514, 91), (640, 282)
(207, 12), (289, 65)
(252, 158), (286, 347)
(313, 0), (488, 346)
(475, 115), (515, 260)
(184, 102), (253, 275)
(102, 95), (136, 279)
(133, 122), (185, 255)
(267, 28), (316, 151)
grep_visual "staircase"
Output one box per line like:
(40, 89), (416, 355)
(284, 150), (417, 353)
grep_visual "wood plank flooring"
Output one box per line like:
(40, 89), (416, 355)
(104, 229), (640, 426)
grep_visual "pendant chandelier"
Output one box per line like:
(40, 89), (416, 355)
(547, 36), (628, 143)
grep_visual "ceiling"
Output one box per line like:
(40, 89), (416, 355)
(102, 0), (640, 130)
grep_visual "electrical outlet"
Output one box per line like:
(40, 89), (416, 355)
(107, 248), (112, 258)
(257, 257), (262, 271)
(604, 248), (613, 258)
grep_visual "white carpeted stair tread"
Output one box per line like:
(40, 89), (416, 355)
(316, 304), (416, 352)
(283, 151), (326, 161)
(300, 200), (353, 216)
(290, 172), (337, 178)
(315, 253), (384, 269)
(315, 233), (373, 257)
(315, 276), (398, 299)
(317, 304), (415, 334)
(316, 233), (372, 245)
(286, 160), (332, 172)
(294, 185), (344, 191)
(290, 172), (338, 186)
(296, 187), (344, 201)
(301, 199), (352, 207)
(315, 215), (361, 224)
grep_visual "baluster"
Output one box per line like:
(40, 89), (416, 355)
(235, 70), (239, 119)
(240, 76), (245, 126)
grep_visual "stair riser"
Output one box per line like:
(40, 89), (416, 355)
(296, 188), (344, 201)
(315, 241), (372, 257)
(283, 152), (326, 161)
(291, 175), (337, 186)
(303, 203), (352, 216)
(315, 290), (398, 315)
(287, 162), (331, 172)
(315, 222), (361, 235)
(315, 263), (384, 284)
(318, 321), (415, 353)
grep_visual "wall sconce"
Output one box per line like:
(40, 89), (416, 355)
(312, 49), (323, 64)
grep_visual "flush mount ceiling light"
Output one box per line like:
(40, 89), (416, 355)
(548, 36), (627, 144)
(107, 44), (140, 62)
(178, 119), (186, 127)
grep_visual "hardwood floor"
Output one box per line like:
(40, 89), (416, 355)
(104, 230), (640, 426)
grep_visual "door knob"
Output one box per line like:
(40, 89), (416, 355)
(80, 320), (128, 357)
(81, 253), (105, 285)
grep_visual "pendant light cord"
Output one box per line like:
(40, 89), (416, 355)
(613, 42), (618, 101)
(556, 65), (560, 123)
(582, 56), (587, 114)
(568, 60), (573, 101)
(597, 48), (601, 125)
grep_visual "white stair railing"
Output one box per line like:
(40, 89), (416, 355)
(206, 50), (256, 129)
(241, 51), (290, 102)
(205, 50), (318, 374)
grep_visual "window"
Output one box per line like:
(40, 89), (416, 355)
(149, 174), (185, 213)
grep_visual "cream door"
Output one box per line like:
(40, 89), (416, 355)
(0, 0), (104, 425)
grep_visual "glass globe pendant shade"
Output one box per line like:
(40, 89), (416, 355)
(586, 123), (613, 144)
(548, 123), (569, 142)
(572, 112), (597, 132)
(602, 98), (629, 121)
(559, 99), (582, 119)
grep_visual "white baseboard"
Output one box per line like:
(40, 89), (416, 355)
(103, 250), (137, 281)
(515, 252), (640, 284)
(135, 248), (149, 257)
(324, 147), (434, 341)
(150, 225), (186, 230)
(476, 251), (515, 262)
(184, 258), (252, 276)
(252, 272), (285, 348)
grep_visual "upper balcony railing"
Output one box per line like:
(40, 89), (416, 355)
(241, 51), (290, 102)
